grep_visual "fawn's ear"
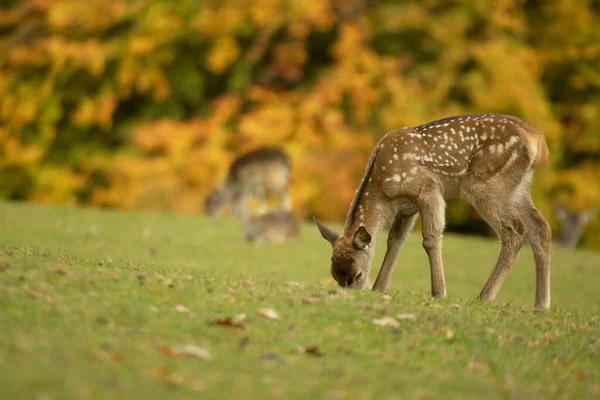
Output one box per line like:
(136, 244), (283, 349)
(353, 226), (372, 249)
(314, 217), (339, 246)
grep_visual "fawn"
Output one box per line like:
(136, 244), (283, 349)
(315, 114), (552, 309)
(205, 147), (292, 216)
(240, 209), (300, 243)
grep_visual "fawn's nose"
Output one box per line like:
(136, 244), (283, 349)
(343, 270), (364, 287)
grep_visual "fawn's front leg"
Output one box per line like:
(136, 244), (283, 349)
(418, 182), (447, 298)
(372, 213), (418, 293)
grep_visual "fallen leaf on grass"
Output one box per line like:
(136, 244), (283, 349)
(174, 344), (212, 361)
(208, 317), (245, 333)
(232, 313), (247, 324)
(484, 327), (496, 334)
(110, 352), (124, 362)
(301, 296), (322, 304)
(295, 346), (324, 357)
(424, 302), (442, 309)
(258, 308), (280, 320)
(576, 369), (586, 382)
(159, 345), (177, 358)
(48, 265), (68, 276)
(174, 304), (190, 313)
(372, 316), (400, 328)
(467, 361), (490, 373)
(397, 313), (417, 321)
(444, 327), (454, 339)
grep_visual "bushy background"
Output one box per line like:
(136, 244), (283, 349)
(1, 0), (599, 247)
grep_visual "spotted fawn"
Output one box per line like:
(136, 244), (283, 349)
(315, 113), (551, 309)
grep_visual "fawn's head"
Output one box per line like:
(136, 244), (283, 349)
(314, 218), (374, 289)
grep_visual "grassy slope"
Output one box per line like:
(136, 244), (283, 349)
(0, 202), (598, 399)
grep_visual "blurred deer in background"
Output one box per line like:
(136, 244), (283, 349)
(205, 147), (291, 217)
(206, 146), (299, 243)
(239, 209), (300, 243)
(315, 113), (552, 309)
(554, 205), (597, 249)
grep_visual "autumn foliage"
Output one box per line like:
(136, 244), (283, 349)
(1, 0), (599, 247)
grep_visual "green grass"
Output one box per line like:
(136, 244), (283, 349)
(0, 202), (599, 399)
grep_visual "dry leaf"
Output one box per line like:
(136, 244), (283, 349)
(467, 361), (490, 373)
(576, 369), (586, 382)
(110, 352), (124, 362)
(444, 327), (454, 339)
(232, 313), (247, 324)
(174, 344), (212, 361)
(372, 316), (400, 328)
(208, 317), (245, 333)
(295, 346), (324, 357)
(258, 308), (280, 320)
(174, 304), (190, 313)
(484, 327), (496, 334)
(301, 296), (322, 304)
(159, 345), (177, 358)
(424, 302), (442, 309)
(397, 313), (417, 321)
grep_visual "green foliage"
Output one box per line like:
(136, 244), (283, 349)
(1, 0), (599, 247)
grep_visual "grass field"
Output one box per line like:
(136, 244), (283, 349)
(0, 201), (599, 399)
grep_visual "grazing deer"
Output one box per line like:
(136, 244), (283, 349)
(315, 114), (552, 309)
(240, 209), (300, 243)
(554, 205), (596, 249)
(205, 147), (291, 216)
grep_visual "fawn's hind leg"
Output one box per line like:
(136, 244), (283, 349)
(467, 185), (527, 303)
(517, 194), (551, 309)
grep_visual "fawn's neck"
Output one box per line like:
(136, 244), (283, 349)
(343, 186), (385, 240)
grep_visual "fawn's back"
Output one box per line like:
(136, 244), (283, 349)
(373, 113), (548, 200)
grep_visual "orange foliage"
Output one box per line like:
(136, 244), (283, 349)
(1, 0), (600, 247)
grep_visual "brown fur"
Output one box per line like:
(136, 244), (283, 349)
(316, 113), (552, 309)
(242, 210), (300, 243)
(205, 147), (291, 216)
